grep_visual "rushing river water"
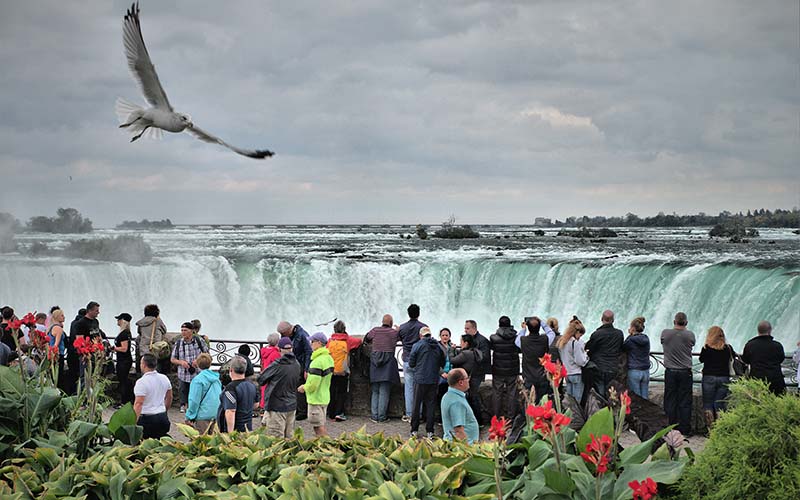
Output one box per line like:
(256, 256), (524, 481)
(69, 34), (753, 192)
(2, 225), (799, 351)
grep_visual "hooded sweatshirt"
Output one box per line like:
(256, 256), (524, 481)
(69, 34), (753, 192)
(186, 368), (222, 421)
(136, 316), (167, 356)
(305, 347), (334, 405)
(490, 326), (520, 377)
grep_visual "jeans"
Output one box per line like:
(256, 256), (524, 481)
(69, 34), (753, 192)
(403, 361), (415, 417)
(701, 375), (730, 413)
(468, 373), (486, 425)
(628, 369), (650, 399)
(566, 374), (584, 401)
(664, 368), (693, 435)
(593, 371), (616, 399)
(492, 375), (517, 420)
(371, 381), (391, 421)
(410, 383), (437, 433)
(179, 380), (191, 407)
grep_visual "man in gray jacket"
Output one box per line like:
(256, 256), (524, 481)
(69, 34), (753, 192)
(258, 337), (303, 438)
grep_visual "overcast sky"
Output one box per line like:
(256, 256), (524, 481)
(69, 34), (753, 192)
(0, 0), (798, 226)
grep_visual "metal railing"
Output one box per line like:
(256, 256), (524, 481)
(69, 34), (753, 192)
(127, 336), (798, 389)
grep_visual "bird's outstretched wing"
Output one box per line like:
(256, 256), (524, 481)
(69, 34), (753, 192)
(187, 125), (275, 159)
(123, 2), (172, 110)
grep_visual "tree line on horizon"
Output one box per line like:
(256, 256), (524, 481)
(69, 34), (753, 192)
(551, 208), (799, 229)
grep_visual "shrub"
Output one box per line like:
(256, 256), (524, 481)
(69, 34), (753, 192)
(708, 223), (759, 239)
(434, 216), (480, 239)
(116, 218), (174, 230)
(675, 379), (800, 499)
(65, 235), (153, 264)
(27, 208), (93, 233)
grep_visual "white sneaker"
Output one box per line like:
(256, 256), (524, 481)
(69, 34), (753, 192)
(179, 405), (186, 413)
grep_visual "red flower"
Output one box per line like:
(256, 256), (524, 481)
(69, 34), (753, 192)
(526, 400), (571, 436)
(629, 478), (658, 500)
(539, 353), (566, 386)
(580, 434), (613, 475)
(21, 312), (37, 327)
(621, 390), (632, 415)
(8, 319), (23, 330)
(47, 345), (59, 361)
(489, 415), (508, 441)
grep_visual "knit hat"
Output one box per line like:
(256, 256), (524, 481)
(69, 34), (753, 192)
(310, 332), (328, 345)
(278, 337), (293, 349)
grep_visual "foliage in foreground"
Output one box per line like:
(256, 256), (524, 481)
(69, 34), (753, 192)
(675, 379), (800, 500)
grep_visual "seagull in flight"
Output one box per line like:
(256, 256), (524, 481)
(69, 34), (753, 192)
(116, 2), (274, 159)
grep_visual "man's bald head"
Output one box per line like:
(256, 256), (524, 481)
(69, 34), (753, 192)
(601, 310), (615, 324)
(382, 314), (394, 327)
(277, 321), (293, 336)
(757, 320), (772, 335)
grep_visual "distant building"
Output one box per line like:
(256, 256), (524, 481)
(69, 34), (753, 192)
(534, 217), (552, 227)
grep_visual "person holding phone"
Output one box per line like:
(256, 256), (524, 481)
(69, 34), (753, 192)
(171, 321), (209, 413)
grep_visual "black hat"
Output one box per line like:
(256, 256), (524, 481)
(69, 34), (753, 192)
(115, 313), (133, 322)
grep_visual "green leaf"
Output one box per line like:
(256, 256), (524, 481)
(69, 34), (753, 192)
(0, 366), (24, 397)
(618, 426), (673, 465)
(577, 408), (613, 452)
(376, 481), (405, 500)
(527, 439), (551, 470)
(543, 466), (576, 495)
(613, 461), (687, 500)
(108, 403), (137, 435)
(25, 387), (62, 427)
(109, 469), (126, 500)
(114, 424), (143, 445)
(157, 477), (194, 499)
(67, 420), (99, 441)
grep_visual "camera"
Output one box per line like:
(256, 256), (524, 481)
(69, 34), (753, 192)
(188, 366), (196, 375)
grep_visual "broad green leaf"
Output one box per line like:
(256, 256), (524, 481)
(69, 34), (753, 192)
(0, 366), (24, 397)
(114, 425), (143, 445)
(108, 403), (136, 434)
(376, 481), (405, 500)
(67, 420), (99, 442)
(25, 387), (62, 427)
(527, 439), (551, 470)
(613, 461), (687, 500)
(543, 466), (576, 494)
(157, 477), (193, 499)
(576, 408), (613, 453)
(618, 426), (673, 465)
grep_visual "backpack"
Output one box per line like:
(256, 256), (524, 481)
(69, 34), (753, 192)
(328, 338), (350, 375)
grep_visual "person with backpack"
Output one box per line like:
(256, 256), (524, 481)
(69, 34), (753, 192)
(185, 353), (222, 434)
(170, 321), (209, 413)
(326, 320), (362, 421)
(450, 333), (484, 421)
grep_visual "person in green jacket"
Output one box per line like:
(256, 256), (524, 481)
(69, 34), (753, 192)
(298, 332), (334, 437)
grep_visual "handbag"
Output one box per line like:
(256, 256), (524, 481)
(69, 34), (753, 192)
(149, 317), (170, 360)
(728, 345), (746, 378)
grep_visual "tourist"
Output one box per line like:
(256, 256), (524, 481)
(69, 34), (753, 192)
(585, 310), (624, 398)
(71, 302), (105, 390)
(133, 353), (173, 439)
(518, 315), (557, 346)
(441, 368), (479, 443)
(258, 337), (302, 437)
(218, 356), (259, 432)
(1, 307), (21, 350)
(450, 334), (483, 422)
(47, 308), (67, 388)
(326, 320), (362, 421)
(64, 307), (86, 395)
(0, 339), (9, 366)
(113, 312), (135, 406)
(623, 316), (650, 399)
(185, 353), (222, 434)
(298, 332), (334, 437)
(398, 304), (427, 423)
(437, 328), (458, 409)
(408, 326), (445, 438)
(237, 344), (255, 377)
(135, 304), (167, 370)
(364, 314), (400, 423)
(556, 317), (588, 401)
(519, 316), (551, 403)
(490, 316), (519, 420)
(699, 326), (734, 427)
(742, 321), (786, 395)
(660, 312), (696, 436)
(546, 317), (562, 360)
(277, 320), (312, 420)
(170, 322), (209, 413)
(794, 342), (800, 386)
(259, 332), (282, 409)
(464, 319), (491, 425)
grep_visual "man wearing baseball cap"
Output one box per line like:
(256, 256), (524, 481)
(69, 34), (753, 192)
(258, 336), (303, 438)
(298, 332), (334, 437)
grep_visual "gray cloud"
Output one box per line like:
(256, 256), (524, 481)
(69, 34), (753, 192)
(0, 0), (797, 225)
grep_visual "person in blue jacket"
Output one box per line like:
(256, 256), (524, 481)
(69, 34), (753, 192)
(185, 352), (222, 434)
(408, 326), (445, 438)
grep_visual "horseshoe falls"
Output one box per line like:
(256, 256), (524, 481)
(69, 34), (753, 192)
(2, 225), (798, 352)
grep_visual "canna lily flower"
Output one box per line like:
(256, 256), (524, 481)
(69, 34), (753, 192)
(539, 353), (567, 386)
(629, 477), (658, 500)
(621, 390), (632, 415)
(526, 400), (571, 436)
(8, 319), (23, 330)
(21, 312), (37, 327)
(580, 434), (613, 474)
(489, 415), (508, 441)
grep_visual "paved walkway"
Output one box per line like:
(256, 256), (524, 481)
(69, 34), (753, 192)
(123, 407), (706, 454)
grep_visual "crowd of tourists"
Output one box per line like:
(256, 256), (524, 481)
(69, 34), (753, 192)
(0, 301), (796, 443)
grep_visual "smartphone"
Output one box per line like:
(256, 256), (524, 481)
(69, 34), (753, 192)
(524, 316), (533, 324)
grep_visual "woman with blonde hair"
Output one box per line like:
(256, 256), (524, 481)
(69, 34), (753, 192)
(556, 316), (588, 401)
(622, 316), (650, 398)
(699, 326), (735, 426)
(47, 309), (67, 389)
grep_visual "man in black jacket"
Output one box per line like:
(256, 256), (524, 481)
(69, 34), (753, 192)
(520, 317), (551, 403)
(408, 327), (445, 438)
(464, 319), (490, 424)
(585, 310), (624, 398)
(490, 316), (519, 420)
(258, 337), (303, 437)
(742, 321), (786, 395)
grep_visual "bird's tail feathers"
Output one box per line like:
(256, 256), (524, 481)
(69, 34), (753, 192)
(115, 97), (143, 125)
